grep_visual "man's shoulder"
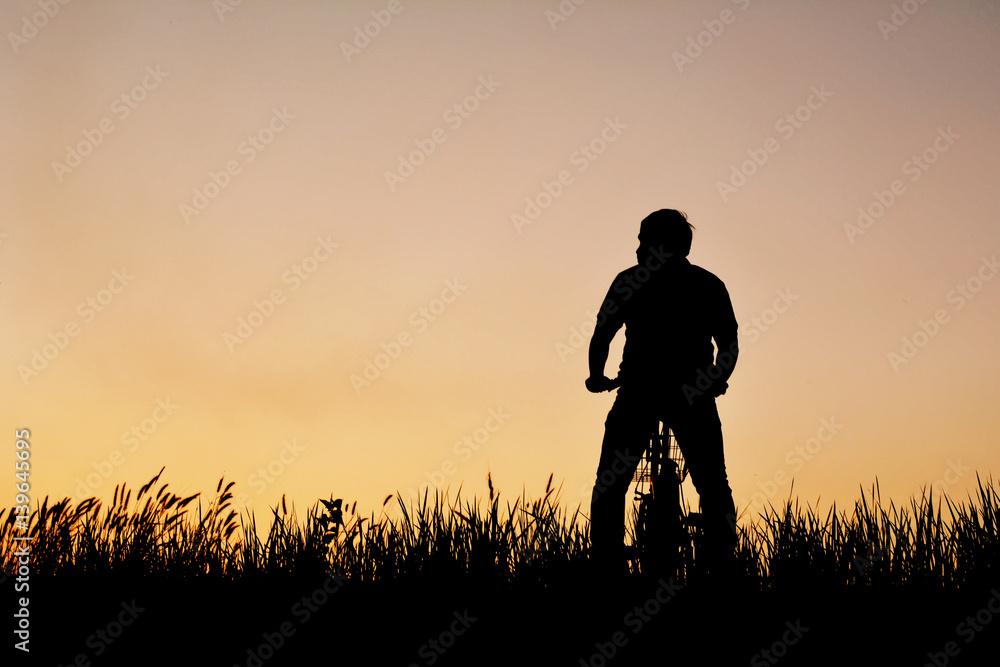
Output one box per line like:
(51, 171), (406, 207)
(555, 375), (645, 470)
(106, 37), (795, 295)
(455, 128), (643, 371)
(605, 265), (642, 290)
(687, 263), (727, 286)
(614, 263), (638, 275)
(612, 260), (726, 284)
(614, 265), (639, 279)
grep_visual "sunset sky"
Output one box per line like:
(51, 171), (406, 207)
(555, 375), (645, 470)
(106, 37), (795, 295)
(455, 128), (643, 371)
(3, 0), (998, 527)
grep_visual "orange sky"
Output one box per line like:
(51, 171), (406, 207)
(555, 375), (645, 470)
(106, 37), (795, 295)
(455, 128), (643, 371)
(3, 0), (999, 526)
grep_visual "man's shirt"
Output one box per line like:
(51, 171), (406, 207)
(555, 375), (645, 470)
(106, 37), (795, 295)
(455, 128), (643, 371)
(597, 257), (737, 387)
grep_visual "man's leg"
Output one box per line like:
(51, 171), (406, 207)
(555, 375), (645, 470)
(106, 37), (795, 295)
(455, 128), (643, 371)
(590, 392), (650, 576)
(670, 397), (738, 566)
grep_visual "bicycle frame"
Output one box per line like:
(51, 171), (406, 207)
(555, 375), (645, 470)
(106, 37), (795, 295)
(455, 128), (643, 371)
(630, 422), (701, 580)
(598, 375), (702, 578)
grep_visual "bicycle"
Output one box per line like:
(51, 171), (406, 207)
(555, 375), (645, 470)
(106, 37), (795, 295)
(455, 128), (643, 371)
(598, 377), (703, 581)
(630, 422), (703, 581)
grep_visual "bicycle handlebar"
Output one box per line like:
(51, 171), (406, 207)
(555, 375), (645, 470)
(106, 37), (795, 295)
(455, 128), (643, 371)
(601, 376), (622, 392)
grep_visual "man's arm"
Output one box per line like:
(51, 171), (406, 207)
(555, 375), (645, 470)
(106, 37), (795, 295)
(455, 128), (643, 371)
(585, 280), (624, 393)
(586, 321), (619, 392)
(712, 329), (739, 391)
(709, 279), (739, 395)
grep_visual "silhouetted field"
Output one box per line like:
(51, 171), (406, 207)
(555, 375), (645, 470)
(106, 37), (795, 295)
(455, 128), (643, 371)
(3, 470), (999, 665)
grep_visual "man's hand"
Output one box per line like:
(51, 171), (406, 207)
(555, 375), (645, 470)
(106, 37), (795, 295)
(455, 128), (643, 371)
(586, 375), (618, 393)
(686, 368), (728, 404)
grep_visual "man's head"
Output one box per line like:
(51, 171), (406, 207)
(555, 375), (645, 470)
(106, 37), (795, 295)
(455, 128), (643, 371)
(637, 209), (694, 263)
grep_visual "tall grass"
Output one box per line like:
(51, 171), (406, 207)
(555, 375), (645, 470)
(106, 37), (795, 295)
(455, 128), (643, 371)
(1, 467), (243, 578)
(740, 476), (999, 591)
(325, 473), (590, 584)
(2, 470), (997, 591)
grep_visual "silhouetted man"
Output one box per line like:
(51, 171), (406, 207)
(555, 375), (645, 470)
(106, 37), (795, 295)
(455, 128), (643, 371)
(586, 209), (738, 576)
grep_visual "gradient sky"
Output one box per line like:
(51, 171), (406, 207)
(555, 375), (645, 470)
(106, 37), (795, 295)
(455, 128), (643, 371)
(3, 0), (999, 527)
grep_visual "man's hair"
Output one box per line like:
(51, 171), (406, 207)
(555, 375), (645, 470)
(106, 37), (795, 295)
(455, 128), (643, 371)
(638, 209), (695, 257)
